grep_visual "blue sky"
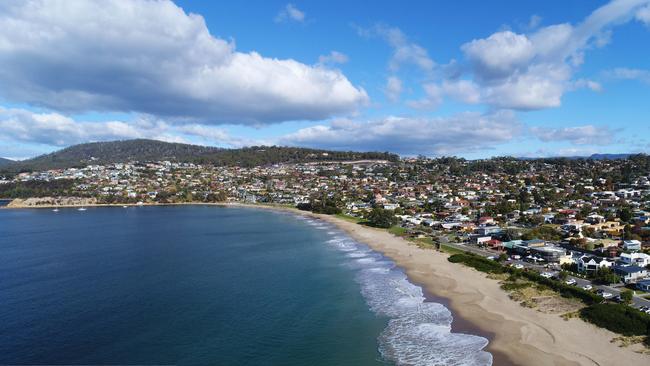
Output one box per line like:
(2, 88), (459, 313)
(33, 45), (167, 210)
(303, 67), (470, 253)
(0, 0), (649, 160)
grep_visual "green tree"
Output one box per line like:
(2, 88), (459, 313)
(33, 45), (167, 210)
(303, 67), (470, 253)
(592, 267), (620, 285)
(620, 289), (633, 304)
(618, 207), (633, 223)
(367, 208), (398, 228)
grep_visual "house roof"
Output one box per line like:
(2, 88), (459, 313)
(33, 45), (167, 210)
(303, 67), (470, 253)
(612, 265), (646, 274)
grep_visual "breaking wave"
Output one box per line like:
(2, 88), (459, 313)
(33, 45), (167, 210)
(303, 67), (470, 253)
(308, 218), (493, 366)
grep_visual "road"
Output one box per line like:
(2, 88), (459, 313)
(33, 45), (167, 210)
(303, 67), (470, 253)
(434, 234), (650, 310)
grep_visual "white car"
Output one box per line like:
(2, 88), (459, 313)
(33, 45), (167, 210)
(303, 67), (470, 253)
(582, 285), (593, 291)
(540, 272), (554, 279)
(565, 279), (577, 286)
(513, 264), (524, 270)
(597, 290), (613, 299)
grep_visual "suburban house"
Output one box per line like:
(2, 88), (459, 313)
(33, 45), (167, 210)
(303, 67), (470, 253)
(637, 279), (650, 292)
(612, 265), (648, 284)
(619, 252), (650, 267)
(622, 240), (642, 252)
(577, 255), (614, 275)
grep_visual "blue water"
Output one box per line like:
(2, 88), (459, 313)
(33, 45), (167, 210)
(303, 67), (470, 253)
(0, 206), (491, 365)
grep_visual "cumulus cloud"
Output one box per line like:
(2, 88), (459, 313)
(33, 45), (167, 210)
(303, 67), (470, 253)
(279, 110), (521, 155)
(0, 0), (367, 124)
(457, 0), (649, 110)
(0, 107), (252, 148)
(318, 51), (349, 65)
(410, 79), (482, 108)
(275, 3), (306, 23)
(530, 125), (618, 145)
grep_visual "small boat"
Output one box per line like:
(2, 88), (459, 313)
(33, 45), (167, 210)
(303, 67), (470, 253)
(123, 205), (128, 208)
(77, 207), (87, 211)
(52, 208), (59, 212)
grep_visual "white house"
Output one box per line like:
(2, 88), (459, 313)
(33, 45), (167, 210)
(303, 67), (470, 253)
(623, 240), (642, 252)
(577, 255), (614, 275)
(612, 265), (648, 284)
(619, 252), (650, 267)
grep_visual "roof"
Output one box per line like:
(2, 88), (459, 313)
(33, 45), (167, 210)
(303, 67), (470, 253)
(612, 265), (647, 274)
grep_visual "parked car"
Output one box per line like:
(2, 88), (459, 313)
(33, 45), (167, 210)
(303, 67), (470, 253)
(486, 256), (496, 261)
(596, 289), (613, 299)
(513, 264), (524, 270)
(540, 272), (554, 279)
(582, 284), (593, 291)
(511, 255), (521, 260)
(565, 279), (577, 286)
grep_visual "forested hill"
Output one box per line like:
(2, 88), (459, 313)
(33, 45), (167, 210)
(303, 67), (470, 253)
(1, 139), (398, 172)
(0, 157), (13, 167)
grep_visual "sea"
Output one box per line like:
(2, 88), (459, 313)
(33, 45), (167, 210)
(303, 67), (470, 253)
(0, 205), (492, 365)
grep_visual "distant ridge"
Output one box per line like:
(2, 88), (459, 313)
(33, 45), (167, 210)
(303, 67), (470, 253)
(519, 153), (637, 160)
(0, 157), (13, 167)
(0, 139), (398, 172)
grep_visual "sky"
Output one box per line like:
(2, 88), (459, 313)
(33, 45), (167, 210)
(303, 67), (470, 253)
(0, 0), (649, 160)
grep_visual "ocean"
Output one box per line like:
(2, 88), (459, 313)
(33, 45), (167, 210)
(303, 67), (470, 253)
(0, 205), (491, 365)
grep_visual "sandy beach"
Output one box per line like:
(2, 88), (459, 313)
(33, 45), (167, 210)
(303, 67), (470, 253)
(309, 213), (650, 366)
(4, 200), (650, 365)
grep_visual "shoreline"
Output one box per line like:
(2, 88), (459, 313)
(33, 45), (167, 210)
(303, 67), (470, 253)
(225, 203), (649, 366)
(5, 201), (650, 365)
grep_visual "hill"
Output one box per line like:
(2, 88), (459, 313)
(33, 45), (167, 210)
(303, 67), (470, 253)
(0, 139), (398, 172)
(0, 157), (13, 167)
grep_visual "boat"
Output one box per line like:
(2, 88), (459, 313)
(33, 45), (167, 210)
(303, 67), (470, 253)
(123, 205), (128, 208)
(77, 207), (87, 211)
(52, 208), (59, 212)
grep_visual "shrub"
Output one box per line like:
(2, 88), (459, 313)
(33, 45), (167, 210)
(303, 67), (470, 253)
(580, 304), (650, 336)
(448, 253), (504, 273)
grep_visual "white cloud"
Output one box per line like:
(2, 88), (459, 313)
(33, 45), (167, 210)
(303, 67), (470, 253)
(462, 31), (535, 80)
(361, 25), (435, 73)
(318, 51), (349, 65)
(407, 79), (481, 108)
(280, 110), (521, 155)
(530, 125), (617, 145)
(0, 107), (252, 148)
(458, 0), (649, 110)
(275, 4), (306, 23)
(0, 0), (367, 124)
(385, 76), (403, 102)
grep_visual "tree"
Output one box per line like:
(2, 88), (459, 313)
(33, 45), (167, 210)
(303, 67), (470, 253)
(558, 271), (569, 281)
(620, 289), (633, 304)
(618, 207), (633, 223)
(592, 267), (620, 285)
(367, 208), (398, 228)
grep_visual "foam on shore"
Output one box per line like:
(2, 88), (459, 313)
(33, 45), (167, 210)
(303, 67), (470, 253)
(302, 217), (493, 366)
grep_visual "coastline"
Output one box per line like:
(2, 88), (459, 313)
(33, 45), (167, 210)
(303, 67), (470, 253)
(225, 203), (649, 366)
(5, 201), (650, 365)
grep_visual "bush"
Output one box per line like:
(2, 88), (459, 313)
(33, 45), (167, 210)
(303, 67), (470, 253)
(448, 253), (505, 273)
(580, 303), (650, 336)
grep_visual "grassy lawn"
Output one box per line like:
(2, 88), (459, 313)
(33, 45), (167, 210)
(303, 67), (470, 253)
(334, 213), (363, 223)
(388, 225), (407, 236)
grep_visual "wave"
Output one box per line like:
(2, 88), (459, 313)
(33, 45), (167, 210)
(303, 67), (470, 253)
(322, 224), (493, 366)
